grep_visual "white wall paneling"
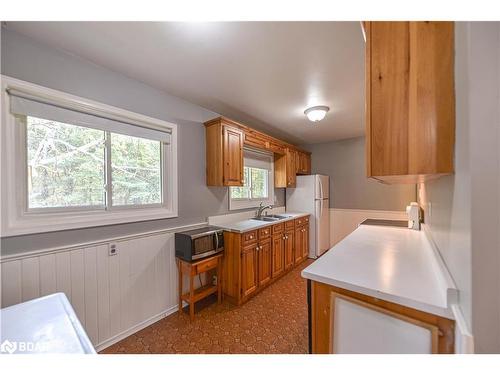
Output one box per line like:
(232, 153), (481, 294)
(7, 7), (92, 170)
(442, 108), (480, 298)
(0, 224), (205, 351)
(330, 208), (407, 246)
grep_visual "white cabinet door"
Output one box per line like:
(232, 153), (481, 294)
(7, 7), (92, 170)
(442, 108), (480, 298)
(332, 294), (438, 354)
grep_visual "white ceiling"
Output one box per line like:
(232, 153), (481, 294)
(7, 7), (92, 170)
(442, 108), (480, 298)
(5, 22), (365, 144)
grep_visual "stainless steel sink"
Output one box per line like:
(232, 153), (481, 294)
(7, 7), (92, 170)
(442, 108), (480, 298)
(251, 216), (280, 222)
(266, 214), (292, 219)
(251, 214), (292, 222)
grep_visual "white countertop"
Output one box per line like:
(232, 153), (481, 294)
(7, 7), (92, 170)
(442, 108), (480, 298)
(302, 223), (457, 318)
(215, 212), (309, 233)
(0, 293), (96, 354)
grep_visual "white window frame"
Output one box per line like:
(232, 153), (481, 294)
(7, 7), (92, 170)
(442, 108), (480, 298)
(1, 75), (178, 236)
(229, 148), (274, 211)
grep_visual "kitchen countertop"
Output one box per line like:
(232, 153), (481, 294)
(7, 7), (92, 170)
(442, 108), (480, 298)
(302, 222), (458, 319)
(215, 212), (310, 233)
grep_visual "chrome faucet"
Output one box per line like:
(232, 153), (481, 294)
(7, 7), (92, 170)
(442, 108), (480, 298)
(255, 202), (273, 219)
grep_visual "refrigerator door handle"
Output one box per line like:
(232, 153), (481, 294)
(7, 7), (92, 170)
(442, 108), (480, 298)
(318, 177), (324, 200)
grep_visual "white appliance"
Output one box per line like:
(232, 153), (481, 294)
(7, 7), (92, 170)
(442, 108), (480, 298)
(286, 174), (330, 258)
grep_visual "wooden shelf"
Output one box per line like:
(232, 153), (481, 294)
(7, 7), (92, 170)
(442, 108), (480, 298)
(181, 284), (218, 304)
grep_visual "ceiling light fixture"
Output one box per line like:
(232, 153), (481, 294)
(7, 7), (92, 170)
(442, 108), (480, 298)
(304, 105), (329, 122)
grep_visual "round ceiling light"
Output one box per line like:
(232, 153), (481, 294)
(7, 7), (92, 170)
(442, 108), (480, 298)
(304, 105), (330, 122)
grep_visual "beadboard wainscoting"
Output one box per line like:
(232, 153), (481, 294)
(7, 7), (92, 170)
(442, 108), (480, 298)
(0, 223), (207, 351)
(330, 208), (407, 246)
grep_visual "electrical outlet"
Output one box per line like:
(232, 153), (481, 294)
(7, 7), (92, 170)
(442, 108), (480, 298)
(109, 243), (118, 256)
(212, 275), (218, 286)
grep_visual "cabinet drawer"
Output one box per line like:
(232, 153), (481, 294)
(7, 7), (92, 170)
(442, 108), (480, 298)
(242, 230), (258, 245)
(295, 216), (309, 227)
(259, 226), (271, 240)
(195, 257), (218, 274)
(272, 222), (284, 234)
(285, 220), (295, 231)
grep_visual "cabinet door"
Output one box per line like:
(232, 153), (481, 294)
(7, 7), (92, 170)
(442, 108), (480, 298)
(296, 152), (311, 175)
(258, 239), (272, 288)
(367, 22), (410, 177)
(223, 125), (244, 186)
(271, 235), (285, 278)
(294, 227), (303, 263)
(302, 225), (310, 259)
(286, 149), (297, 188)
(241, 244), (258, 298)
(284, 230), (294, 270)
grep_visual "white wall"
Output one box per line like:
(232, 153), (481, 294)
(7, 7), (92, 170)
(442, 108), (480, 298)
(469, 22), (500, 354)
(330, 208), (407, 246)
(418, 22), (500, 353)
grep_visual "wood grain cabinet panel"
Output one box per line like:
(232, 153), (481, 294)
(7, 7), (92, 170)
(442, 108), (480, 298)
(241, 244), (258, 298)
(257, 239), (272, 288)
(223, 125), (244, 186)
(284, 230), (294, 270)
(296, 151), (312, 175)
(271, 234), (285, 278)
(365, 21), (455, 184)
(205, 119), (244, 186)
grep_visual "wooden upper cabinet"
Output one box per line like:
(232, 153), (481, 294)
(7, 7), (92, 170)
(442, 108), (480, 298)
(205, 117), (311, 187)
(275, 148), (297, 188)
(296, 151), (311, 175)
(223, 125), (244, 186)
(365, 21), (455, 184)
(205, 119), (244, 186)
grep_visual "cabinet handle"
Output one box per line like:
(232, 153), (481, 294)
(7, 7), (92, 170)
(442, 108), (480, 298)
(256, 246), (259, 251)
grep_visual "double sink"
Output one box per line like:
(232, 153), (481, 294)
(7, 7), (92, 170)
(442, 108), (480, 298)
(251, 214), (292, 222)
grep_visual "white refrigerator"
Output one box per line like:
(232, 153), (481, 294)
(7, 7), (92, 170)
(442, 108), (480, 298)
(286, 174), (330, 258)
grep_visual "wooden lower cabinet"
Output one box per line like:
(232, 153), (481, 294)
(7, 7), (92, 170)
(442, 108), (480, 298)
(240, 244), (258, 298)
(308, 280), (455, 354)
(284, 229), (294, 270)
(258, 238), (272, 288)
(272, 234), (285, 278)
(294, 224), (309, 263)
(222, 215), (309, 305)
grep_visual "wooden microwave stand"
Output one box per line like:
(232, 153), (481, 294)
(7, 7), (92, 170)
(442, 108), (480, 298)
(177, 254), (223, 321)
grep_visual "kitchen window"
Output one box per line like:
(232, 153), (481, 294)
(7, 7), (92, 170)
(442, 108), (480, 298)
(1, 76), (178, 236)
(229, 149), (274, 210)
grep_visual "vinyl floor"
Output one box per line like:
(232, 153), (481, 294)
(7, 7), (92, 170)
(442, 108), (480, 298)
(101, 259), (313, 354)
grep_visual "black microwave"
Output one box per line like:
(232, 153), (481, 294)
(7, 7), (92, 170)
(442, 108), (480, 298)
(175, 226), (224, 262)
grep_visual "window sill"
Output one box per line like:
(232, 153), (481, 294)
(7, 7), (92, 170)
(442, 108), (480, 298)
(1, 207), (178, 237)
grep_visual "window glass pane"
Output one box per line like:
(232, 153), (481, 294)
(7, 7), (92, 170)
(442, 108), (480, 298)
(230, 167), (250, 199)
(250, 167), (268, 199)
(111, 133), (162, 206)
(26, 116), (106, 208)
